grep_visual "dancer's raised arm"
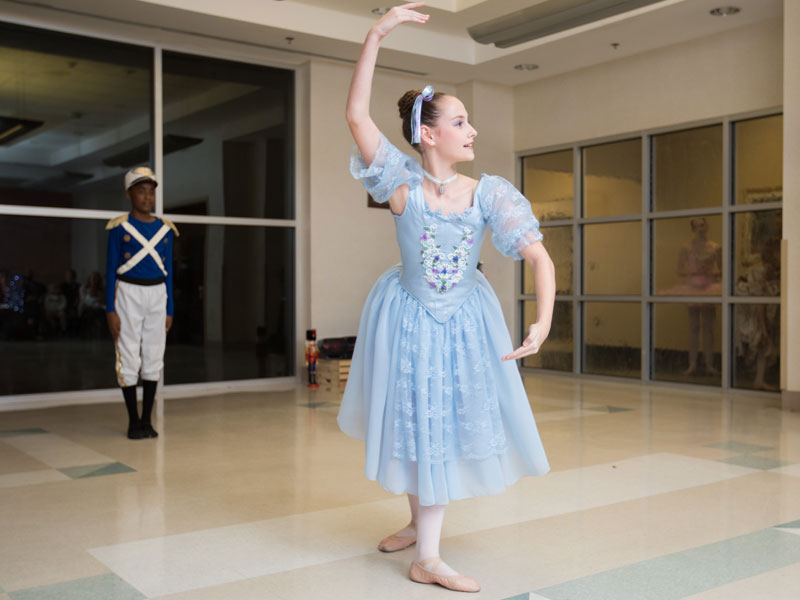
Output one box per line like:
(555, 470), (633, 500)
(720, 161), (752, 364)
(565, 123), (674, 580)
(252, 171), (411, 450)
(345, 2), (429, 165)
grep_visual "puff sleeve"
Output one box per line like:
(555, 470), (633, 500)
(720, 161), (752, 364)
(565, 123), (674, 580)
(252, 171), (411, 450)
(479, 175), (543, 260)
(350, 134), (423, 203)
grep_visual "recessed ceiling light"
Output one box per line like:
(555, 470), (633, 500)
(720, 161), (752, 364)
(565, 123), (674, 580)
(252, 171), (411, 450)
(371, 8), (389, 16)
(709, 6), (741, 16)
(514, 63), (539, 71)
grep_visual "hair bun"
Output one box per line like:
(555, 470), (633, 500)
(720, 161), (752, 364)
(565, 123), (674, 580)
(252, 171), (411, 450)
(398, 89), (421, 120)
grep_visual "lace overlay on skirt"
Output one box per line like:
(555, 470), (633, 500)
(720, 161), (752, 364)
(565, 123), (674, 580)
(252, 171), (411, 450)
(392, 291), (507, 463)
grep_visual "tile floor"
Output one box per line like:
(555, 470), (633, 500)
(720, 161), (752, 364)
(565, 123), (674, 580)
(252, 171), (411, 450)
(0, 374), (798, 599)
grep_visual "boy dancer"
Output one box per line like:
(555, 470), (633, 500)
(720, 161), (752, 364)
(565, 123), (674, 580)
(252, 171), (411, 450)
(106, 166), (178, 439)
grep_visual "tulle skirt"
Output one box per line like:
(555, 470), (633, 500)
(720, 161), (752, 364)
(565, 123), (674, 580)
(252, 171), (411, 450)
(338, 266), (549, 506)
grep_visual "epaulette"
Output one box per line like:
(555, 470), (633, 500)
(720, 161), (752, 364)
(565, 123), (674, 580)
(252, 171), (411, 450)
(105, 214), (128, 230)
(161, 217), (180, 237)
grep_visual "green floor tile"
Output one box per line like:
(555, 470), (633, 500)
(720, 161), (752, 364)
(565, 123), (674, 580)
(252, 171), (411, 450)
(533, 527), (800, 600)
(775, 519), (800, 529)
(0, 428), (48, 438)
(58, 462), (136, 479)
(717, 454), (789, 470)
(9, 574), (144, 600)
(705, 441), (774, 454)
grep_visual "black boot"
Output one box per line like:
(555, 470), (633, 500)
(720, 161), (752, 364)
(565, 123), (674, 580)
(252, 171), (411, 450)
(141, 380), (159, 438)
(122, 385), (143, 439)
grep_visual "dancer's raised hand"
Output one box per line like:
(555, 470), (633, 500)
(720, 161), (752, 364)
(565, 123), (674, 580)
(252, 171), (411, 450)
(371, 3), (429, 40)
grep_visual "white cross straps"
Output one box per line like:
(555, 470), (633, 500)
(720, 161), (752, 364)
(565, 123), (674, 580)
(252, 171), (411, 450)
(117, 220), (170, 276)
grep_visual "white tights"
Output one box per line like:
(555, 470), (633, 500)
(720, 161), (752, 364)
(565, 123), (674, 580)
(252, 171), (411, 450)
(403, 494), (459, 576)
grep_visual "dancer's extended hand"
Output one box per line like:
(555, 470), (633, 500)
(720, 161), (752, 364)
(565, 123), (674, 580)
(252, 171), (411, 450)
(502, 322), (550, 361)
(371, 2), (429, 39)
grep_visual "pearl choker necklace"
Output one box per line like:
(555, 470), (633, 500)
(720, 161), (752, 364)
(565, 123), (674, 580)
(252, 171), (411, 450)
(423, 169), (458, 195)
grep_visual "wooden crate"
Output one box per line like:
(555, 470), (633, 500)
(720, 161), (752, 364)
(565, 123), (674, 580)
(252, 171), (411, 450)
(317, 358), (351, 390)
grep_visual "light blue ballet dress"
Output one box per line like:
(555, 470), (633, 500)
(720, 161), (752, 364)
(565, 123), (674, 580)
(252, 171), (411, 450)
(338, 134), (550, 506)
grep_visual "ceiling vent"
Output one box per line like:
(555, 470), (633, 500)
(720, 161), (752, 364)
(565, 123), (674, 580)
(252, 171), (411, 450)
(468, 0), (665, 48)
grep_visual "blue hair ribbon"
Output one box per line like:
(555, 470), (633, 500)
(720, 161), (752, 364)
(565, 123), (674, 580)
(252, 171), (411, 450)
(411, 85), (435, 144)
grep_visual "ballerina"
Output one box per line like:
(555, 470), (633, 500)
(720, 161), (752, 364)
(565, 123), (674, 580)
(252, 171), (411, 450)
(338, 3), (556, 592)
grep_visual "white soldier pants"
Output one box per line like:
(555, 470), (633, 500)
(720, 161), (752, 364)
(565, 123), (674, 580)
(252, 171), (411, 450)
(114, 281), (167, 387)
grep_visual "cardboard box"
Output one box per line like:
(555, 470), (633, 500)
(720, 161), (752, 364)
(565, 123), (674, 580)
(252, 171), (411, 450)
(317, 358), (351, 390)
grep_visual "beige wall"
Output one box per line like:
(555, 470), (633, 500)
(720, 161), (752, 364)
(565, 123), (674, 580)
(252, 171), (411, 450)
(308, 65), (520, 340)
(514, 19), (783, 152)
(783, 1), (800, 395)
(308, 61), (458, 338)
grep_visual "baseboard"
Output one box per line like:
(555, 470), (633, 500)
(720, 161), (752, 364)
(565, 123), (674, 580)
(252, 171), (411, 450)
(782, 389), (800, 412)
(0, 377), (298, 412)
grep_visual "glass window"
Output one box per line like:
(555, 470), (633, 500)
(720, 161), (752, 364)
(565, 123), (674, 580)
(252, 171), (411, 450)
(0, 216), (115, 394)
(0, 22), (152, 212)
(734, 210), (781, 297)
(583, 222), (641, 295)
(521, 300), (573, 371)
(583, 138), (641, 217)
(162, 52), (294, 219)
(584, 302), (641, 378)
(166, 223), (294, 383)
(0, 215), (293, 395)
(734, 115), (782, 205)
(653, 215), (722, 296)
(652, 125), (722, 211)
(523, 225), (573, 295)
(522, 150), (573, 221)
(652, 302), (721, 386)
(732, 303), (779, 391)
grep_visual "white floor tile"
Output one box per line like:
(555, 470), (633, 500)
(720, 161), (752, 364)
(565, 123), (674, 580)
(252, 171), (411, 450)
(3, 434), (113, 468)
(770, 463), (800, 477)
(89, 453), (755, 598)
(0, 469), (69, 488)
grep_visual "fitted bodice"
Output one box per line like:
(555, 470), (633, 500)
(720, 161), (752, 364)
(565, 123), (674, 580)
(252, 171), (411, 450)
(395, 180), (488, 322)
(350, 133), (543, 322)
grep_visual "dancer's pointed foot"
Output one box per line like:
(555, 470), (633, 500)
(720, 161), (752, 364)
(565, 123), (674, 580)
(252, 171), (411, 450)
(409, 557), (480, 593)
(378, 524), (416, 552)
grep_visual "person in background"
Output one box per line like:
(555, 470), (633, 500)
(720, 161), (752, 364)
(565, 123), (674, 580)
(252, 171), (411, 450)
(105, 166), (178, 440)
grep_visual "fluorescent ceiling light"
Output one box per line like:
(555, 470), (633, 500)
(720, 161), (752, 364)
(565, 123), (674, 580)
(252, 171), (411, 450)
(0, 116), (44, 145)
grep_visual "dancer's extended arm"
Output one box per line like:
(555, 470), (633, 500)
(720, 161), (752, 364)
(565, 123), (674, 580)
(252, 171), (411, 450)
(502, 241), (555, 361)
(345, 2), (429, 164)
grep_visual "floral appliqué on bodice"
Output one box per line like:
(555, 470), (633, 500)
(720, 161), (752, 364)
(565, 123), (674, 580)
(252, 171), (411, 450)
(420, 223), (475, 293)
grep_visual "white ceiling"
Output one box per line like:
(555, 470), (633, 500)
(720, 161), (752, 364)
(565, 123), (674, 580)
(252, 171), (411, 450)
(0, 0), (784, 190)
(7, 0), (783, 86)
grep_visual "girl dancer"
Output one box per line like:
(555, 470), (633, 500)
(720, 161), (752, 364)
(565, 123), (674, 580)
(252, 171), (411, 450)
(338, 3), (555, 592)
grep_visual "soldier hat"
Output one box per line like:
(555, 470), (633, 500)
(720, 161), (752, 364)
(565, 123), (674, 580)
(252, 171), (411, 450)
(124, 166), (158, 191)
